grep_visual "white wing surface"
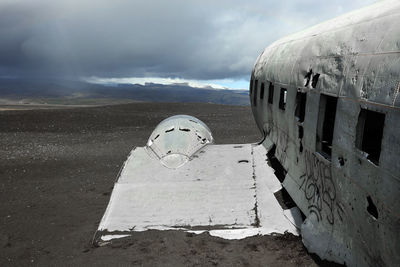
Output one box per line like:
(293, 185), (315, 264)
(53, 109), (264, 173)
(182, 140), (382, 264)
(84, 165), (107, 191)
(94, 116), (302, 244)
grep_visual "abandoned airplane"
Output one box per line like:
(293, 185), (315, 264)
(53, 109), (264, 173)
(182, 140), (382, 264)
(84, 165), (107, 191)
(95, 1), (400, 266)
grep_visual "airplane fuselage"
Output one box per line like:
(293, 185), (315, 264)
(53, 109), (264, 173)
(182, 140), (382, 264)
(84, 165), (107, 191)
(250, 1), (400, 265)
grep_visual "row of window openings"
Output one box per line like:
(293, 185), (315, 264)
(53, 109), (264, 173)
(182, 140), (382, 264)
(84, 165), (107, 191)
(250, 80), (385, 165)
(250, 80), (296, 112)
(251, 69), (319, 108)
(251, 81), (287, 110)
(250, 81), (274, 107)
(316, 95), (384, 165)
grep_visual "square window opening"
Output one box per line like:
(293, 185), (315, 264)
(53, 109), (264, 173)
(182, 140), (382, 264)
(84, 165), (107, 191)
(316, 94), (338, 159)
(260, 83), (265, 99)
(355, 109), (385, 165)
(268, 82), (274, 104)
(279, 88), (287, 110)
(295, 91), (307, 122)
(253, 80), (258, 106)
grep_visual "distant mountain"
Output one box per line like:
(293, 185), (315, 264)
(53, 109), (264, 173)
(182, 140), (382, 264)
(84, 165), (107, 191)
(0, 78), (250, 106)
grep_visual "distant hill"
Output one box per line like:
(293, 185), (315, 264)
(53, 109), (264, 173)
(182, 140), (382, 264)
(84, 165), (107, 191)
(0, 78), (250, 106)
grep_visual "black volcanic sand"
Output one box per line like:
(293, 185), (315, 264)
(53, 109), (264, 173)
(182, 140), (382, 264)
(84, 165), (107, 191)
(0, 102), (328, 266)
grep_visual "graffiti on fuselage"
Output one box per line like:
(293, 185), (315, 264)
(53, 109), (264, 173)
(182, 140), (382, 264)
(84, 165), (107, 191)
(300, 150), (345, 225)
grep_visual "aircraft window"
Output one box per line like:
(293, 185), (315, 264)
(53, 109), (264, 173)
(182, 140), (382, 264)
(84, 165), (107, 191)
(355, 108), (385, 165)
(316, 94), (338, 159)
(260, 83), (265, 99)
(279, 88), (287, 110)
(250, 79), (253, 95)
(268, 82), (274, 104)
(295, 91), (307, 122)
(253, 80), (258, 106)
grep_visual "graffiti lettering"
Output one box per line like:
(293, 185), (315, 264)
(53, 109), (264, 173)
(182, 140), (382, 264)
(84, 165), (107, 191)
(300, 150), (344, 225)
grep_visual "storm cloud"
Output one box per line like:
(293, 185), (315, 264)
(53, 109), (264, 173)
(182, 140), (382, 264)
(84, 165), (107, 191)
(0, 0), (375, 82)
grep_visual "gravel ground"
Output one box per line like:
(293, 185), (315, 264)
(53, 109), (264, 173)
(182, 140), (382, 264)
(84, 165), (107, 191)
(0, 102), (334, 266)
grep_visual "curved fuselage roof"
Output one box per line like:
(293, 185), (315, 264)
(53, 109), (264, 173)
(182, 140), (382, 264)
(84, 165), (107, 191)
(252, 0), (400, 107)
(250, 1), (400, 266)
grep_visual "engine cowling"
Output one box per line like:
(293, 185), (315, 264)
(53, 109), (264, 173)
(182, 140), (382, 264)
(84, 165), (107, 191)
(146, 115), (213, 168)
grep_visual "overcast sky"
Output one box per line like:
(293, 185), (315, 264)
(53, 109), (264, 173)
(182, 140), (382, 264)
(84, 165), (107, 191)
(0, 0), (376, 89)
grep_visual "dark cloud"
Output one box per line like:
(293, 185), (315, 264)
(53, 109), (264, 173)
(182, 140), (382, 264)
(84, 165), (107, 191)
(0, 0), (375, 81)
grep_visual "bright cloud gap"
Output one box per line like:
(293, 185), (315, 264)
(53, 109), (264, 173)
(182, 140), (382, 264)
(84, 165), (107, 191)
(84, 77), (250, 90)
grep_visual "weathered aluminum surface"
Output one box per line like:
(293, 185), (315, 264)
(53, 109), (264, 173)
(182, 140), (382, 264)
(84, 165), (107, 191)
(251, 0), (400, 266)
(146, 115), (213, 168)
(95, 142), (301, 244)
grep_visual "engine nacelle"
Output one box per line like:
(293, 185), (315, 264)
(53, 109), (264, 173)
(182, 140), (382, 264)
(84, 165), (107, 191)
(146, 115), (213, 168)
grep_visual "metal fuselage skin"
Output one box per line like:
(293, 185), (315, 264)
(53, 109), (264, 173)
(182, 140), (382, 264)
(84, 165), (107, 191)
(250, 1), (400, 266)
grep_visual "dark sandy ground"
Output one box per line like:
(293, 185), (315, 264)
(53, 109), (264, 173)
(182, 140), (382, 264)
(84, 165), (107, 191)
(0, 102), (334, 266)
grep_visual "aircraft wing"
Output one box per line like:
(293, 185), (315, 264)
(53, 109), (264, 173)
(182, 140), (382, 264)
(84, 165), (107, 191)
(94, 115), (302, 245)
